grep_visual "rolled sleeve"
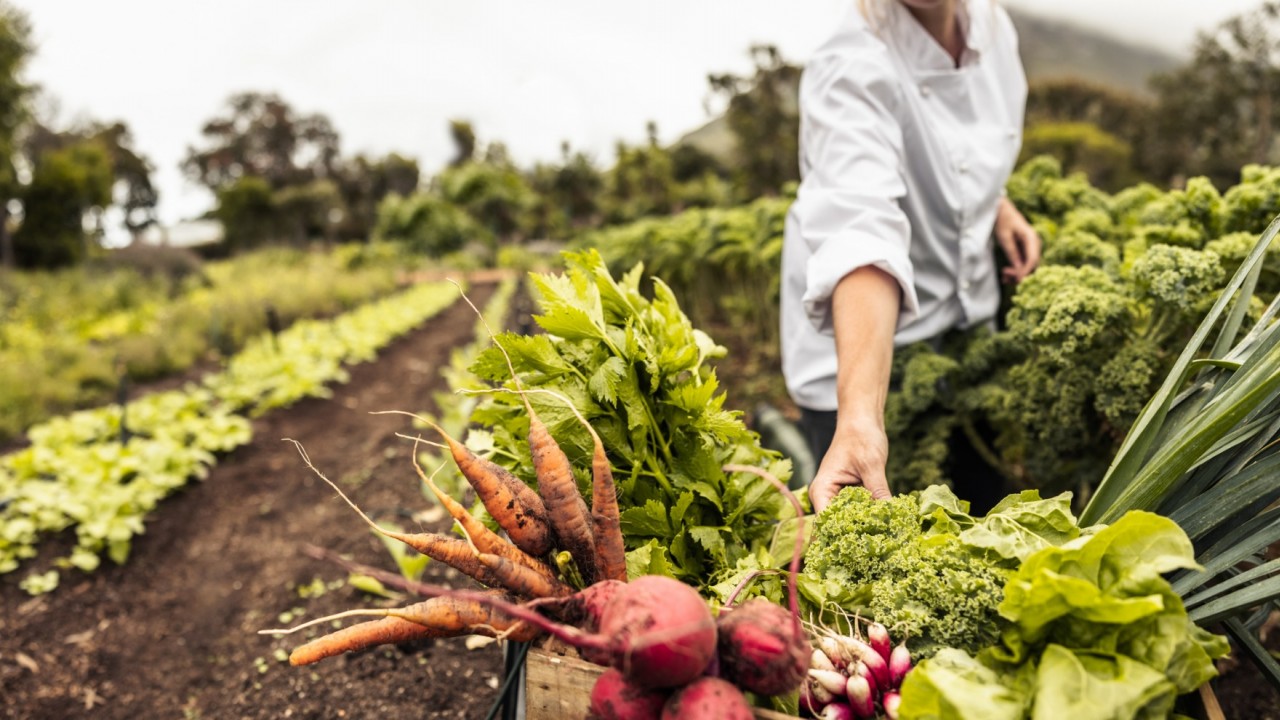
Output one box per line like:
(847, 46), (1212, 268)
(793, 49), (918, 334)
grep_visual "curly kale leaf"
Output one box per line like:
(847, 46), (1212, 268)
(1041, 231), (1120, 273)
(1005, 266), (1132, 365)
(1135, 176), (1224, 242)
(806, 488), (1006, 657)
(1129, 244), (1224, 317)
(804, 488), (922, 586)
(805, 487), (1080, 658)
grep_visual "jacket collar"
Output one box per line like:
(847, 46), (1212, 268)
(887, 0), (989, 73)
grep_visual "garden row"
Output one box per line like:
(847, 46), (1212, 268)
(0, 243), (418, 443)
(0, 279), (461, 593)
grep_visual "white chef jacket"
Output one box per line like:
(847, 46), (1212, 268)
(781, 0), (1027, 412)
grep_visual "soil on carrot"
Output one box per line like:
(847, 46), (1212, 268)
(0, 281), (514, 720)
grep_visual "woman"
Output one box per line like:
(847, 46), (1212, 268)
(780, 0), (1041, 514)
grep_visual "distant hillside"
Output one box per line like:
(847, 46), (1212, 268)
(678, 7), (1180, 162)
(1009, 7), (1178, 96)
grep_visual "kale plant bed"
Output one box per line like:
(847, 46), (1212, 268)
(0, 282), (507, 719)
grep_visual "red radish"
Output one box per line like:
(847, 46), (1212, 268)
(809, 669), (848, 698)
(817, 636), (851, 671)
(832, 635), (890, 691)
(811, 648), (839, 674)
(589, 668), (668, 720)
(819, 704), (855, 720)
(799, 681), (827, 716)
(883, 691), (902, 720)
(851, 660), (878, 699)
(845, 674), (875, 719)
(867, 622), (891, 663)
(807, 673), (839, 706)
(889, 642), (913, 688)
(660, 677), (754, 720)
(716, 464), (811, 697)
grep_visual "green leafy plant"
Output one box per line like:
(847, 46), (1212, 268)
(1081, 212), (1280, 690)
(464, 250), (792, 587)
(898, 512), (1229, 720)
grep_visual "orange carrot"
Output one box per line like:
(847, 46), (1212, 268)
(286, 594), (539, 666)
(487, 388), (627, 584)
(411, 448), (560, 584)
(453, 285), (600, 584)
(376, 410), (553, 558)
(527, 410), (598, 585)
(589, 441), (627, 583)
(477, 551), (574, 599)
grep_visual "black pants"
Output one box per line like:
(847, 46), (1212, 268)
(798, 407), (1008, 515)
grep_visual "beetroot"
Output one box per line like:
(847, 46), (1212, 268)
(589, 668), (669, 720)
(595, 575), (718, 688)
(715, 465), (811, 698)
(660, 677), (754, 720)
(716, 597), (809, 695)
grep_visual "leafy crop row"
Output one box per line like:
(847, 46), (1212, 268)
(0, 244), (409, 442)
(0, 280), (459, 593)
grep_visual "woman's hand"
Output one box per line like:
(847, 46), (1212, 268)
(809, 417), (891, 514)
(995, 196), (1041, 284)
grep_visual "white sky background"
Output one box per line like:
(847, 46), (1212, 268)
(15, 0), (1270, 233)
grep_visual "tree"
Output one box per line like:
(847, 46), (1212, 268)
(334, 152), (420, 240)
(1149, 2), (1280, 188)
(214, 176), (274, 253)
(437, 159), (535, 241)
(1025, 79), (1154, 187)
(1020, 122), (1136, 191)
(182, 92), (340, 192)
(21, 119), (159, 242)
(94, 122), (158, 237)
(12, 139), (113, 268)
(602, 124), (676, 224)
(0, 1), (32, 268)
(448, 119), (476, 167)
(707, 44), (800, 200)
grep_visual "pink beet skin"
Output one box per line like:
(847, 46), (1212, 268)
(589, 668), (669, 720)
(716, 598), (809, 696)
(596, 575), (718, 689)
(660, 677), (755, 720)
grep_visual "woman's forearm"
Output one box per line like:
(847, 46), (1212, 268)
(807, 265), (901, 511)
(831, 266), (900, 431)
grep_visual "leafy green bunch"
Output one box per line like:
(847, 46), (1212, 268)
(899, 512), (1229, 720)
(466, 249), (792, 586)
(802, 485), (1079, 658)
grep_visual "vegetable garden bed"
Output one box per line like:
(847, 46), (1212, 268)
(0, 280), (508, 718)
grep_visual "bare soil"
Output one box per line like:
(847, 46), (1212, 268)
(0, 282), (508, 720)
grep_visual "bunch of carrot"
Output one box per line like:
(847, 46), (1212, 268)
(266, 289), (631, 666)
(264, 289), (814, 719)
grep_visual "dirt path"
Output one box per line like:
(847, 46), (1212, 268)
(0, 282), (507, 720)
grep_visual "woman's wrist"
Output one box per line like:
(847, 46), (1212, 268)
(835, 407), (885, 437)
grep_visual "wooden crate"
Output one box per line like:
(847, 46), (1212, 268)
(524, 646), (798, 720)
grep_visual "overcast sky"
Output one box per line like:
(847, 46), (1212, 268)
(16, 1), (1268, 230)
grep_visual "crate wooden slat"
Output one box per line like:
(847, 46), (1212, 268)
(524, 647), (798, 720)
